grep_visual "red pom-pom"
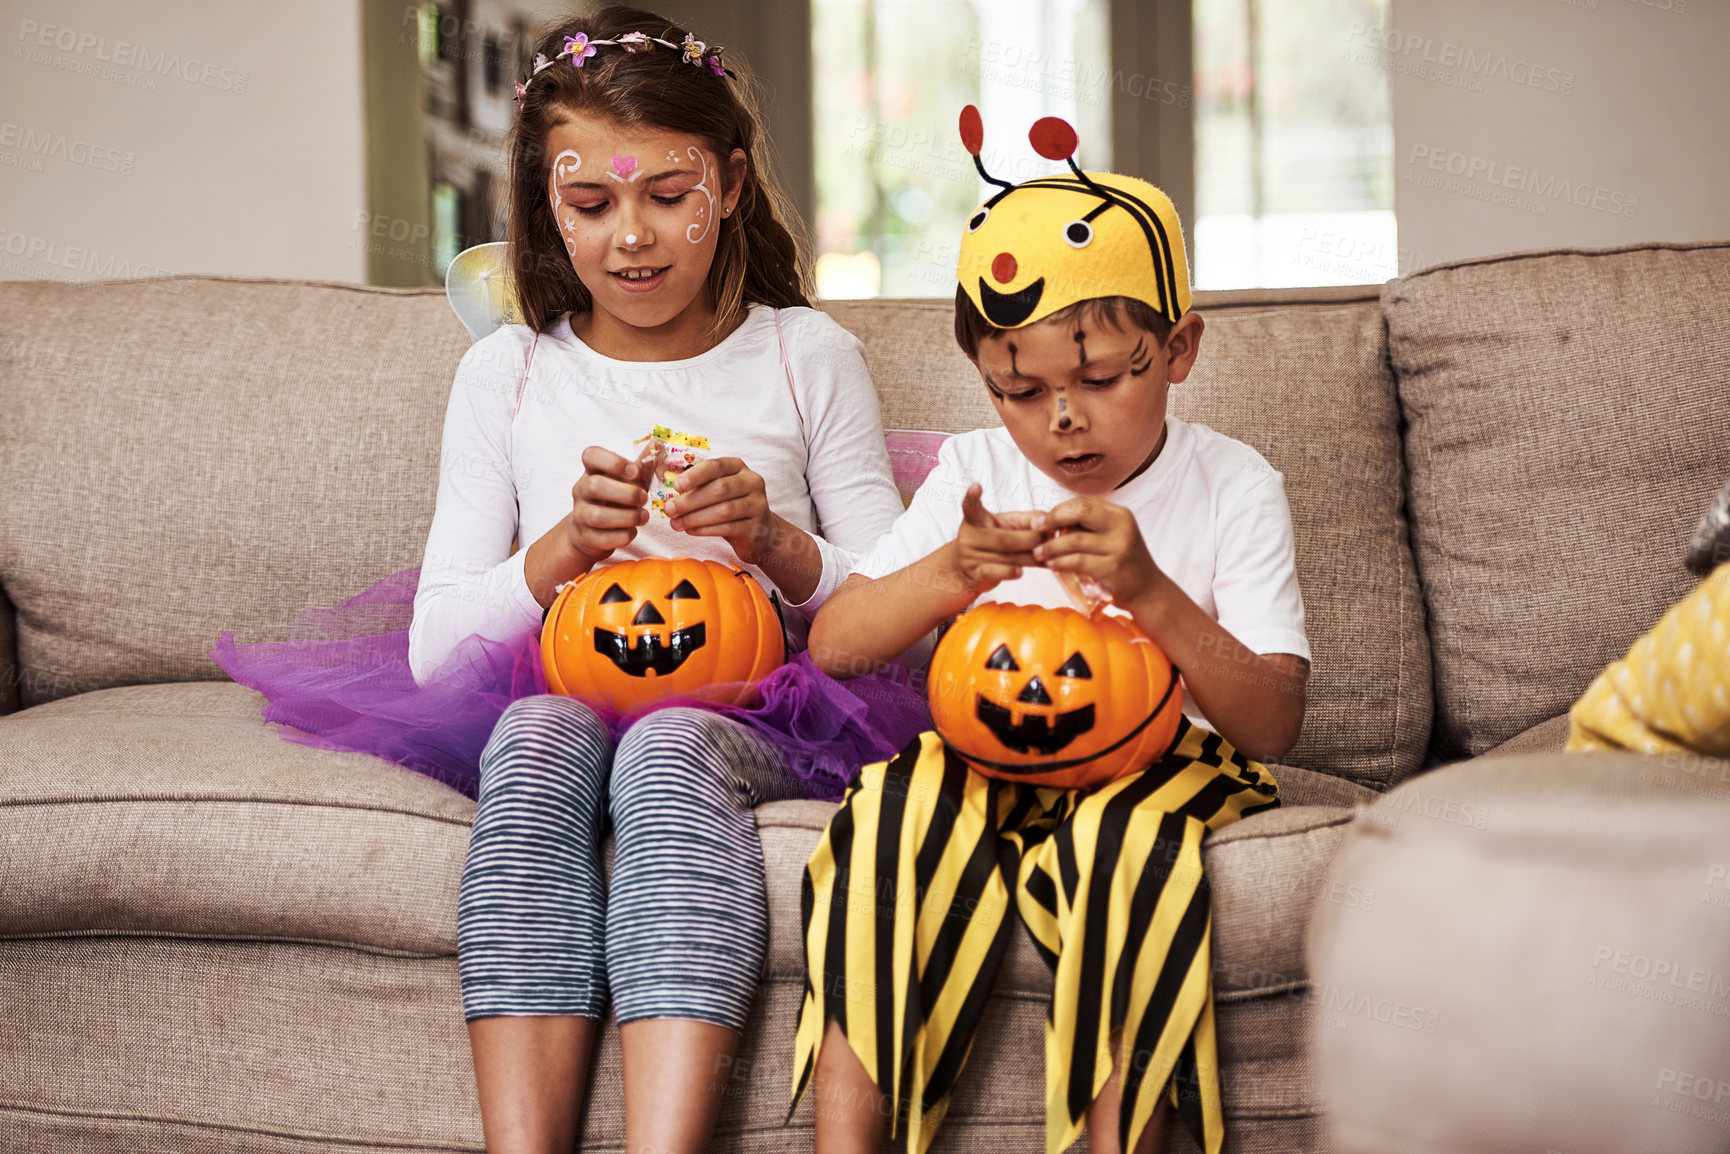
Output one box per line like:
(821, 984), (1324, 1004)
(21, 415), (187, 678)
(1029, 117), (1078, 161)
(959, 104), (984, 156)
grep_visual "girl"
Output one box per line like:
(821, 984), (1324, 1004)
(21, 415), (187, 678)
(216, 6), (919, 1152)
(425, 10), (915, 1154)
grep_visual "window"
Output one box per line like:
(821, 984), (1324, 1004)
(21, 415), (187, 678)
(812, 0), (1112, 299)
(1192, 0), (1396, 287)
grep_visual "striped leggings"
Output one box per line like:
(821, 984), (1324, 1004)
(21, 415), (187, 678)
(457, 694), (805, 1030)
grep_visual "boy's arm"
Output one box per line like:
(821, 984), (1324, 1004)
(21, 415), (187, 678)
(1036, 496), (1308, 763)
(809, 485), (1046, 679)
(1126, 573), (1308, 762)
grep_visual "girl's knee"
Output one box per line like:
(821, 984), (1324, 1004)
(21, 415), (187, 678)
(610, 708), (745, 817)
(477, 694), (612, 798)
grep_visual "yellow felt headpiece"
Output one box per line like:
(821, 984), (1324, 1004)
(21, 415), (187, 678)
(954, 106), (1191, 329)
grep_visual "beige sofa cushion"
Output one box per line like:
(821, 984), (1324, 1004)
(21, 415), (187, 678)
(1385, 242), (1730, 759)
(1308, 751), (1730, 1154)
(830, 289), (1430, 789)
(0, 678), (1365, 1150)
(0, 277), (467, 709)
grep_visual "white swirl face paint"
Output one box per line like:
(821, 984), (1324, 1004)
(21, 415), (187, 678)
(549, 149), (583, 253)
(684, 146), (716, 244)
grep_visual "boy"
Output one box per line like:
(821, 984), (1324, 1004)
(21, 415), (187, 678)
(787, 110), (1309, 1154)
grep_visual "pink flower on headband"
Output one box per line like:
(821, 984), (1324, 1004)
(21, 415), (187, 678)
(531, 53), (553, 74)
(619, 32), (651, 52)
(513, 80), (527, 104)
(708, 53), (725, 76)
(680, 34), (706, 64)
(560, 33), (597, 66)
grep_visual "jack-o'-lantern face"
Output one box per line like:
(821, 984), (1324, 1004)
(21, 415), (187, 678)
(973, 642), (1097, 755)
(592, 576), (708, 677)
(542, 557), (784, 711)
(928, 602), (1182, 790)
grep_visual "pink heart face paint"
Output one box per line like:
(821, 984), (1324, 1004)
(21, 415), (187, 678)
(607, 154), (642, 182)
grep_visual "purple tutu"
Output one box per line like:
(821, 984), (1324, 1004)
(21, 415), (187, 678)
(207, 566), (931, 802)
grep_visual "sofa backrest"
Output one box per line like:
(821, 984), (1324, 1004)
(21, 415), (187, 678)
(0, 277), (1428, 789)
(1385, 241), (1730, 761)
(0, 278), (466, 711)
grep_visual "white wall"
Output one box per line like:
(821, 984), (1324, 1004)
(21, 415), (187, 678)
(1387, 0), (1730, 271)
(0, 0), (367, 284)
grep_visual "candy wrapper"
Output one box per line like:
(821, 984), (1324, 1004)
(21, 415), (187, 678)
(1047, 526), (1114, 616)
(633, 425), (710, 516)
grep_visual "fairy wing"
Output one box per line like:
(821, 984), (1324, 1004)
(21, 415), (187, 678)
(445, 242), (521, 343)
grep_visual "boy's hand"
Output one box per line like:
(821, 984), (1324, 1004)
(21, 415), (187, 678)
(1034, 496), (1162, 608)
(566, 446), (651, 564)
(955, 484), (1047, 592)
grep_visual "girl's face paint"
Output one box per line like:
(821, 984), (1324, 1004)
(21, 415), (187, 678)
(682, 146), (716, 244)
(541, 119), (744, 340)
(548, 149), (583, 254)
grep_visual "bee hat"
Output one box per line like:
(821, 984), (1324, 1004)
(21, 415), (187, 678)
(955, 104), (1191, 329)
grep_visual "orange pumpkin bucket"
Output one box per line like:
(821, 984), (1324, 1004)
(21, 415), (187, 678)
(927, 602), (1182, 790)
(541, 558), (786, 711)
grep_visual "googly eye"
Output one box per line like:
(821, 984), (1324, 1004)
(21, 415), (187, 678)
(967, 207), (990, 233)
(1062, 220), (1093, 248)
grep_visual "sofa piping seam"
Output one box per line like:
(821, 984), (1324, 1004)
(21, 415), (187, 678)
(1392, 239), (1730, 285)
(0, 1098), (474, 1150)
(0, 928), (453, 959)
(0, 795), (474, 827)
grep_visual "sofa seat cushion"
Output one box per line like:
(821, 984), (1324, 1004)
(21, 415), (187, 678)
(0, 681), (472, 954)
(1481, 712), (1571, 759)
(3, 681), (1370, 987)
(0, 935), (1323, 1154)
(1385, 241), (1730, 760)
(1, 681), (1361, 1150)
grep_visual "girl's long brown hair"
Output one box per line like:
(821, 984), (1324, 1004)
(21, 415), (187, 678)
(507, 5), (811, 336)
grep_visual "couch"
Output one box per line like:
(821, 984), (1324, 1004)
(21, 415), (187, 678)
(0, 239), (1725, 1153)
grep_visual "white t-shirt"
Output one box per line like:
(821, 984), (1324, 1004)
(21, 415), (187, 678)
(855, 418), (1310, 730)
(409, 304), (905, 685)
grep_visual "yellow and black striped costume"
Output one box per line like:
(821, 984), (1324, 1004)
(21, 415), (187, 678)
(787, 717), (1278, 1154)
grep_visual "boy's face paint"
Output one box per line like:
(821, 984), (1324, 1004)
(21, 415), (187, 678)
(542, 118), (744, 334)
(974, 310), (1203, 495)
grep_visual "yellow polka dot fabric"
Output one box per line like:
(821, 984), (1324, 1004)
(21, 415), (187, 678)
(1568, 563), (1730, 756)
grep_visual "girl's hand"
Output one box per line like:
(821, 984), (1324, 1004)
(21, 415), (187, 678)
(954, 484), (1048, 592)
(1033, 496), (1162, 608)
(566, 445), (650, 565)
(663, 456), (778, 564)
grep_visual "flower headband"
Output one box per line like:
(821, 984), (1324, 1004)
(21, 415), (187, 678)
(513, 30), (730, 104)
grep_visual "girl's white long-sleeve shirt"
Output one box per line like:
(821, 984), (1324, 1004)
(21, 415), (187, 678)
(408, 304), (905, 686)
